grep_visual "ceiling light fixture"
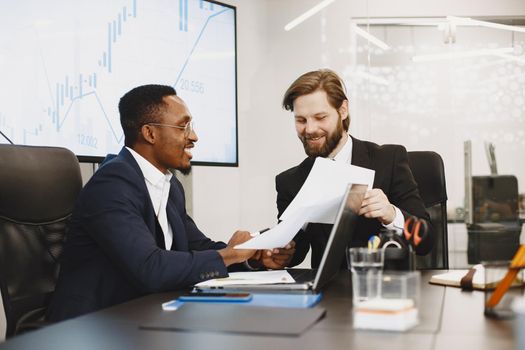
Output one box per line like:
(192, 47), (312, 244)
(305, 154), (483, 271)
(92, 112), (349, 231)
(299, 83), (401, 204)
(447, 16), (525, 33)
(284, 0), (337, 31)
(351, 24), (391, 50)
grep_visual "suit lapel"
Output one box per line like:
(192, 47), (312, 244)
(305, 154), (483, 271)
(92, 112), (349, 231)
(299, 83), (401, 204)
(293, 157), (316, 197)
(118, 147), (185, 250)
(350, 136), (371, 169)
(118, 147), (162, 245)
(166, 184), (189, 251)
(298, 157), (316, 181)
(118, 147), (146, 179)
(350, 136), (381, 188)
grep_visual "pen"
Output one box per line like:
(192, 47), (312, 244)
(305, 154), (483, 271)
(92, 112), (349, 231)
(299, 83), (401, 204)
(368, 235), (381, 249)
(250, 227), (270, 237)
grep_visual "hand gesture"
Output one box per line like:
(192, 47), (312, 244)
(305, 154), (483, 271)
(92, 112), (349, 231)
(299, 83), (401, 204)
(359, 189), (396, 225)
(256, 241), (296, 270)
(218, 230), (257, 266)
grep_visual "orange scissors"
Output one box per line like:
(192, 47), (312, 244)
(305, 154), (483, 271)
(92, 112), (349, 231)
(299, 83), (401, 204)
(403, 216), (428, 248)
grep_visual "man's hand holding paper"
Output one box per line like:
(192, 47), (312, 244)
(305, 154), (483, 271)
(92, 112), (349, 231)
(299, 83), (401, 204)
(254, 241), (296, 270)
(279, 157), (374, 224)
(235, 158), (375, 250)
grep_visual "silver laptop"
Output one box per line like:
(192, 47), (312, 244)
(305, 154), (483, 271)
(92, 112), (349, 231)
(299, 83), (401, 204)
(195, 183), (367, 293)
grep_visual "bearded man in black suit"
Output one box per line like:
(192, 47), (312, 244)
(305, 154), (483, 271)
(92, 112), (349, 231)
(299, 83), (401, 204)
(275, 69), (432, 268)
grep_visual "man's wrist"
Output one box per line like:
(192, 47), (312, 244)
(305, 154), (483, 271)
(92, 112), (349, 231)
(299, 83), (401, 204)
(382, 206), (405, 235)
(390, 204), (397, 223)
(381, 204), (396, 225)
(244, 259), (264, 271)
(218, 248), (237, 267)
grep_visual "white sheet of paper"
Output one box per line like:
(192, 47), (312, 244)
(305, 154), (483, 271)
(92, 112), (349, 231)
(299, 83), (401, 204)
(235, 206), (312, 249)
(194, 270), (295, 287)
(235, 195), (346, 250)
(280, 157), (375, 224)
(235, 158), (375, 250)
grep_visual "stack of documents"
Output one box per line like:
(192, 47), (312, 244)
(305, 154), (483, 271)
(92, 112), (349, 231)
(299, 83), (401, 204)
(236, 158), (374, 250)
(195, 270), (295, 288)
(353, 298), (418, 331)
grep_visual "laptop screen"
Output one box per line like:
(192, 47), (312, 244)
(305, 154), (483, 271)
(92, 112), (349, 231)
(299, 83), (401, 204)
(312, 183), (367, 292)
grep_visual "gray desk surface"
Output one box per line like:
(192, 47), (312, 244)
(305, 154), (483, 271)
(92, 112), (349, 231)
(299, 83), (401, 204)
(0, 271), (515, 350)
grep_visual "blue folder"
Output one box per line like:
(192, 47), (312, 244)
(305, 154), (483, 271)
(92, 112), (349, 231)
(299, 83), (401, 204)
(162, 293), (322, 310)
(249, 293), (322, 308)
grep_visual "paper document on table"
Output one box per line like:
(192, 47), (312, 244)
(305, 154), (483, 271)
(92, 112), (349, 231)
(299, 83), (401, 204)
(280, 157), (374, 224)
(195, 270), (295, 287)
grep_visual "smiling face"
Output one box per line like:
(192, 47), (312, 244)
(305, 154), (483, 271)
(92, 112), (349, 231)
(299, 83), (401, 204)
(293, 90), (348, 158)
(143, 95), (198, 174)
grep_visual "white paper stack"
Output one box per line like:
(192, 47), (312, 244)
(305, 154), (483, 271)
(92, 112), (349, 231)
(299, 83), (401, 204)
(194, 270), (296, 288)
(353, 298), (419, 331)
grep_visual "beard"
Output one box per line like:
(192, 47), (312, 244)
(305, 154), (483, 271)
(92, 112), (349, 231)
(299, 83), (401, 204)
(177, 165), (192, 176)
(299, 118), (344, 158)
(177, 141), (194, 175)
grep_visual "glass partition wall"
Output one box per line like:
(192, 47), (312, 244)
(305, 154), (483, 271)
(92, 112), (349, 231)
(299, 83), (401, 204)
(347, 17), (525, 267)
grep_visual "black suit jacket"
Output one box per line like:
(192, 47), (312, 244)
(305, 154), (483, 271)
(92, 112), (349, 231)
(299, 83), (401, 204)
(275, 137), (432, 268)
(47, 148), (230, 322)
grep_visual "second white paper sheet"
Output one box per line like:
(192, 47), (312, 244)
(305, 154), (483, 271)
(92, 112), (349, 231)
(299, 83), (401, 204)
(279, 157), (374, 224)
(235, 199), (334, 250)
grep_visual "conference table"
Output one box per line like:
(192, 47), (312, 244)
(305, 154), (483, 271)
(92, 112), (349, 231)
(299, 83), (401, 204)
(0, 271), (515, 350)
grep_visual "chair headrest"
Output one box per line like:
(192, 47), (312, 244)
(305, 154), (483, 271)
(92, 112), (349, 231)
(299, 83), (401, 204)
(0, 145), (82, 224)
(407, 151), (448, 207)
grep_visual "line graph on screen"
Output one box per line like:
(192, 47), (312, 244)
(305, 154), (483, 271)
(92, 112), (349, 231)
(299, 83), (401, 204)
(0, 0), (237, 164)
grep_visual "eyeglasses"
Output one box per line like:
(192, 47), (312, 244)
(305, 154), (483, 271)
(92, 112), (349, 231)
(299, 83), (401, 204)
(145, 121), (194, 137)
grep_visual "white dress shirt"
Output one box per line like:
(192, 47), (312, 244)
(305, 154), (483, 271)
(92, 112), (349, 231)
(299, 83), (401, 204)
(126, 147), (173, 249)
(332, 136), (405, 231)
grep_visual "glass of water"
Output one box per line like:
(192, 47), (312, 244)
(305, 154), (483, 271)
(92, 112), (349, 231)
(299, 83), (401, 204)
(348, 247), (384, 305)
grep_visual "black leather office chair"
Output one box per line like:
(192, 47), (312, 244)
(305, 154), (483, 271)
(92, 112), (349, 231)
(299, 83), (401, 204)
(0, 144), (82, 337)
(407, 151), (449, 269)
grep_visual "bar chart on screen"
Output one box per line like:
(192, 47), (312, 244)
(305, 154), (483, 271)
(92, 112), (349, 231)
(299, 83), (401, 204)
(0, 0), (237, 164)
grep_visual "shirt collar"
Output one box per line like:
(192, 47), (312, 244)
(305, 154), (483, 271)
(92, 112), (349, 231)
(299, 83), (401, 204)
(332, 135), (353, 163)
(126, 147), (173, 185)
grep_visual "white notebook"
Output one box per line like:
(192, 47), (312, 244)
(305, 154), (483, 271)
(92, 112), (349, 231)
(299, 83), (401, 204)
(429, 264), (522, 290)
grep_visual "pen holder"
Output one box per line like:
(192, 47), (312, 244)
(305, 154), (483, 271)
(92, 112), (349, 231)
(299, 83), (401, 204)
(378, 229), (415, 271)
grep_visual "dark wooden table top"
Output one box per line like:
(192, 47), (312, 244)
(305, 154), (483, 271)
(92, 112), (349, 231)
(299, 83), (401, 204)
(0, 270), (515, 350)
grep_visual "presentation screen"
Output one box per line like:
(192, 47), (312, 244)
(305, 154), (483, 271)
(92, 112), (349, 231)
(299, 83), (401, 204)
(0, 0), (238, 165)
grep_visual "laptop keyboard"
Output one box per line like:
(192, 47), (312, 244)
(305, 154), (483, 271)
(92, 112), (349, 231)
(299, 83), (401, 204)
(287, 269), (318, 283)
